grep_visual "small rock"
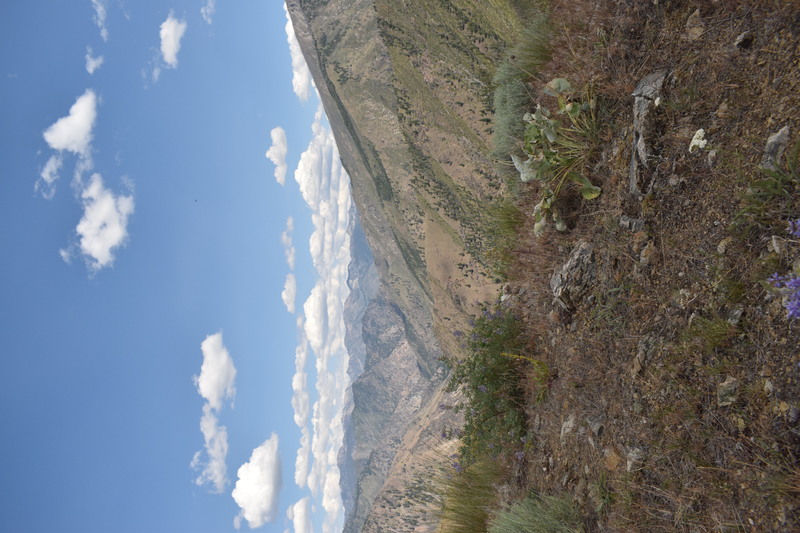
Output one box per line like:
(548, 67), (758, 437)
(761, 125), (790, 170)
(632, 231), (648, 253)
(717, 237), (733, 254)
(764, 379), (774, 396)
(587, 415), (605, 438)
(707, 149), (718, 167)
(668, 174), (686, 187)
(639, 241), (658, 266)
(717, 375), (740, 407)
(715, 102), (730, 119)
(686, 9), (705, 41)
(727, 307), (744, 326)
(620, 215), (645, 232)
(626, 447), (645, 472)
(604, 448), (622, 470)
(734, 31), (753, 49)
(560, 414), (577, 443)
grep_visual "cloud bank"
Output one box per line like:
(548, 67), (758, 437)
(290, 106), (353, 533)
(232, 434), (282, 529)
(266, 127), (288, 185)
(191, 333), (237, 493)
(283, 4), (313, 101)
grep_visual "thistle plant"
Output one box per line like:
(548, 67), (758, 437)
(512, 78), (601, 235)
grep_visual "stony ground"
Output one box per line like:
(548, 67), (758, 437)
(502, 1), (800, 531)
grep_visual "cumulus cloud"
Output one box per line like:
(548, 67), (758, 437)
(283, 4), (312, 101)
(191, 333), (237, 493)
(200, 0), (216, 24)
(43, 89), (97, 157)
(266, 127), (289, 185)
(159, 12), (187, 69)
(282, 217), (296, 270)
(91, 0), (109, 41)
(232, 434), (282, 529)
(194, 333), (237, 411)
(282, 273), (297, 314)
(85, 47), (104, 74)
(287, 497), (312, 533)
(73, 173), (134, 272)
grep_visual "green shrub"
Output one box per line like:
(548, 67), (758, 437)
(448, 304), (530, 465)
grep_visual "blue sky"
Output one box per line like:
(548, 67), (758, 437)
(0, 2), (355, 532)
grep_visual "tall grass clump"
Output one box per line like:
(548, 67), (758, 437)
(436, 460), (502, 533)
(447, 304), (530, 465)
(493, 13), (552, 160)
(488, 493), (584, 533)
(486, 198), (526, 278)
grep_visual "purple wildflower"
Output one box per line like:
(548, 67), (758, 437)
(788, 219), (800, 238)
(478, 385), (488, 393)
(515, 451), (525, 460)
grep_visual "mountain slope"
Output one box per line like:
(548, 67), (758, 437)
(286, 0), (525, 530)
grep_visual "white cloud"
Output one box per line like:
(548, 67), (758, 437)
(75, 173), (134, 272)
(283, 4), (312, 101)
(200, 0), (216, 24)
(160, 12), (187, 69)
(192, 404), (230, 493)
(281, 216), (296, 270)
(288, 498), (312, 533)
(85, 47), (104, 74)
(266, 127), (289, 185)
(232, 434), (282, 529)
(37, 155), (63, 200)
(91, 0), (109, 41)
(43, 89), (97, 157)
(194, 332), (237, 411)
(282, 273), (297, 314)
(191, 332), (237, 493)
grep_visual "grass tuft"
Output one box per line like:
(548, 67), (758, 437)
(488, 493), (584, 533)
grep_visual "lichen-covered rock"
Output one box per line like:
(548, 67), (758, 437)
(761, 125), (790, 171)
(551, 240), (596, 311)
(630, 71), (667, 197)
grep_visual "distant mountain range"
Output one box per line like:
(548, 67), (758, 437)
(286, 1), (524, 530)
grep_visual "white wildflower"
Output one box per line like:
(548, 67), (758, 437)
(689, 129), (708, 153)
